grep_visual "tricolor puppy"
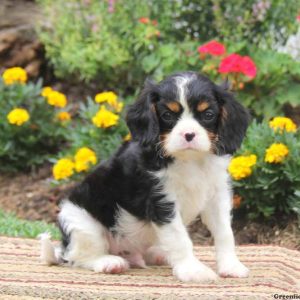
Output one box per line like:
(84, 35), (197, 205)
(41, 71), (250, 282)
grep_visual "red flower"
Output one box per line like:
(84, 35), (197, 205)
(138, 17), (150, 24)
(240, 56), (257, 78)
(218, 53), (257, 78)
(219, 53), (241, 73)
(198, 40), (226, 56)
(297, 15), (300, 22)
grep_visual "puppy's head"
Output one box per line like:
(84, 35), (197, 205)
(126, 72), (250, 158)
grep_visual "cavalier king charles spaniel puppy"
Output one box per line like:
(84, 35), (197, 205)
(41, 71), (250, 282)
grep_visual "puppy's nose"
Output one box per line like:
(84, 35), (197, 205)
(184, 132), (195, 142)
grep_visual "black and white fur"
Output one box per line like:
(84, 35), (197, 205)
(41, 71), (250, 282)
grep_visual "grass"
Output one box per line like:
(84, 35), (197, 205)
(0, 209), (61, 239)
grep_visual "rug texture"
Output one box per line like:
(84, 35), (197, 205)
(0, 236), (299, 300)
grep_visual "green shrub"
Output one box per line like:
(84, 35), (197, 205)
(37, 0), (298, 84)
(229, 117), (300, 222)
(211, 0), (298, 46)
(0, 67), (69, 172)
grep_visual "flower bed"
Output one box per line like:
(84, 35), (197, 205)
(1, 51), (299, 225)
(229, 117), (300, 222)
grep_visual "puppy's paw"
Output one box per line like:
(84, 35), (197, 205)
(145, 246), (168, 266)
(218, 259), (249, 278)
(93, 255), (129, 274)
(173, 257), (218, 282)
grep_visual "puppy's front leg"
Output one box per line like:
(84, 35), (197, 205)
(201, 189), (249, 278)
(152, 213), (217, 282)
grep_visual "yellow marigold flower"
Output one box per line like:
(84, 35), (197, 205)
(269, 117), (297, 133)
(95, 91), (118, 104)
(265, 143), (289, 164)
(228, 154), (257, 180)
(123, 133), (132, 141)
(95, 91), (123, 113)
(2, 67), (27, 85)
(7, 108), (30, 126)
(52, 158), (75, 180)
(92, 105), (119, 128)
(74, 147), (97, 172)
(46, 90), (67, 108)
(41, 86), (53, 97)
(57, 111), (71, 122)
(111, 100), (124, 113)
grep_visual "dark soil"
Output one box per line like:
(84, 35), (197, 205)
(0, 166), (299, 250)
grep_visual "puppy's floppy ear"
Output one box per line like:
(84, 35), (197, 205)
(126, 79), (159, 146)
(215, 84), (250, 155)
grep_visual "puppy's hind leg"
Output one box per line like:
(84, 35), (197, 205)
(59, 200), (129, 274)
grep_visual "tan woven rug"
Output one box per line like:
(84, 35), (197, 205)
(0, 236), (299, 300)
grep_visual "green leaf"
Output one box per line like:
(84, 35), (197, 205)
(276, 82), (300, 106)
(141, 54), (161, 73)
(158, 44), (176, 58)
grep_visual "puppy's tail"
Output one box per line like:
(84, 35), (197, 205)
(38, 232), (62, 265)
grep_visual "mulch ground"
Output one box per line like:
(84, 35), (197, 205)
(0, 165), (299, 250)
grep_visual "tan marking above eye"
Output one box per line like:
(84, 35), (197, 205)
(166, 101), (181, 113)
(197, 101), (210, 112)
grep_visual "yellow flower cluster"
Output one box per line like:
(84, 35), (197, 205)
(53, 147), (97, 180)
(2, 67), (27, 85)
(74, 147), (97, 172)
(7, 108), (30, 126)
(52, 158), (75, 180)
(92, 105), (119, 128)
(228, 154), (257, 180)
(95, 91), (117, 103)
(41, 86), (67, 108)
(269, 117), (297, 133)
(265, 143), (289, 164)
(95, 91), (123, 113)
(57, 111), (71, 122)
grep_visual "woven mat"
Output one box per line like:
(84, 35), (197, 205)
(0, 236), (299, 300)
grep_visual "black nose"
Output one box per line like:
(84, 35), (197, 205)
(185, 132), (195, 142)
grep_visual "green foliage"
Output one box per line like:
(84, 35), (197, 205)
(0, 209), (60, 239)
(37, 0), (298, 85)
(0, 78), (69, 172)
(211, 0), (298, 47)
(232, 120), (300, 222)
(240, 49), (300, 119)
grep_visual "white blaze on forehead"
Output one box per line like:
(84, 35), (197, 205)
(175, 74), (196, 114)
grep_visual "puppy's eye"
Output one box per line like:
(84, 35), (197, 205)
(161, 111), (173, 121)
(203, 110), (215, 121)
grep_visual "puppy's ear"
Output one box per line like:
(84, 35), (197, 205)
(215, 85), (250, 155)
(126, 79), (160, 146)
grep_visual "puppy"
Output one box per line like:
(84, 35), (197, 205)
(41, 71), (250, 282)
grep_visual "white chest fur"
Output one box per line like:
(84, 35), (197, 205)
(155, 154), (231, 225)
